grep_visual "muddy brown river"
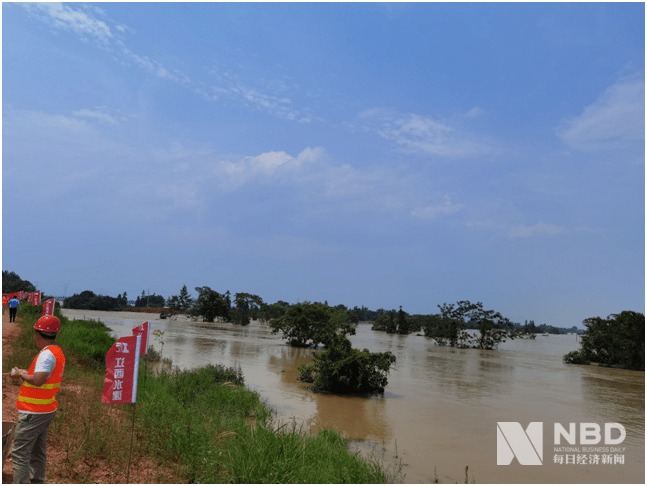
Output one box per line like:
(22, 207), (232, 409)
(61, 309), (644, 483)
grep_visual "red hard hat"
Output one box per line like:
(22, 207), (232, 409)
(34, 315), (61, 333)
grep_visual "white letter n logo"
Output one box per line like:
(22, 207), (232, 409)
(497, 422), (543, 465)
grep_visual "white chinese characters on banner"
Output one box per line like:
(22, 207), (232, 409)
(102, 335), (141, 404)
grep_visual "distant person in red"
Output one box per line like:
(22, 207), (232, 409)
(10, 316), (65, 484)
(8, 296), (21, 322)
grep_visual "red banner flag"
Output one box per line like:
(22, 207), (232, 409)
(18, 291), (24, 300)
(27, 293), (32, 304)
(102, 335), (141, 404)
(33, 291), (41, 306)
(42, 299), (55, 316)
(132, 322), (150, 356)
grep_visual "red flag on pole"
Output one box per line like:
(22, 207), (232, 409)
(102, 335), (141, 404)
(43, 299), (55, 316)
(33, 291), (41, 306)
(132, 322), (150, 356)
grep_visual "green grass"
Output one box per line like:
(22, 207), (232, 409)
(137, 365), (388, 483)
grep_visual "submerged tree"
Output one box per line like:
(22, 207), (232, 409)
(230, 293), (264, 326)
(270, 301), (341, 348)
(423, 301), (514, 350)
(191, 286), (229, 322)
(564, 311), (645, 371)
(299, 324), (396, 394)
(178, 285), (193, 310)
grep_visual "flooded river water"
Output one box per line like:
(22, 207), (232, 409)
(61, 309), (644, 483)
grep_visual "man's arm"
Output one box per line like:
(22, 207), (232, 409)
(10, 368), (52, 387)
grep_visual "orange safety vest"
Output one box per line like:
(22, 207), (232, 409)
(17, 345), (65, 413)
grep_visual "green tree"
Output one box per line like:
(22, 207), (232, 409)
(178, 285), (193, 310)
(163, 295), (180, 319)
(230, 293), (264, 326)
(422, 313), (468, 347)
(427, 301), (513, 349)
(371, 314), (389, 331)
(63, 290), (126, 311)
(565, 311), (645, 370)
(191, 286), (229, 322)
(270, 301), (341, 348)
(2, 271), (37, 293)
(396, 306), (409, 334)
(258, 301), (289, 325)
(461, 302), (514, 350)
(298, 325), (396, 394)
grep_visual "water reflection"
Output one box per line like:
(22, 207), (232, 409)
(311, 392), (393, 444)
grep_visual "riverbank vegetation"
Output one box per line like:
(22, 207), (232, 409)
(564, 311), (645, 371)
(4, 302), (393, 483)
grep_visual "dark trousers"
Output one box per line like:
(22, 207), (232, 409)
(9, 307), (17, 322)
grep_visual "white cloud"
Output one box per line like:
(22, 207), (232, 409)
(119, 45), (193, 87)
(557, 77), (645, 150)
(72, 108), (117, 124)
(213, 147), (325, 189)
(411, 196), (464, 220)
(465, 106), (484, 118)
(508, 222), (563, 238)
(375, 113), (495, 159)
(20, 3), (315, 125)
(22, 2), (113, 44)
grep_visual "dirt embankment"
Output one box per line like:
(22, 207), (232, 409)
(2, 312), (24, 482)
(2, 313), (22, 422)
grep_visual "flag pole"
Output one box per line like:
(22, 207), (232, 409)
(127, 401), (137, 483)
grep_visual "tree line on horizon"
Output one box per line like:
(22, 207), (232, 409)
(22, 275), (580, 335)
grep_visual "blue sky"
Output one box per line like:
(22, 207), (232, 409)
(2, 2), (644, 327)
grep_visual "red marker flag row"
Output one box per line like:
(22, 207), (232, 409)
(3, 291), (43, 304)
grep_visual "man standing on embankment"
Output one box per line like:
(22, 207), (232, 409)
(10, 315), (65, 484)
(8, 296), (20, 323)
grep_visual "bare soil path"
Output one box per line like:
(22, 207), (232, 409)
(2, 312), (23, 482)
(2, 312), (22, 421)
